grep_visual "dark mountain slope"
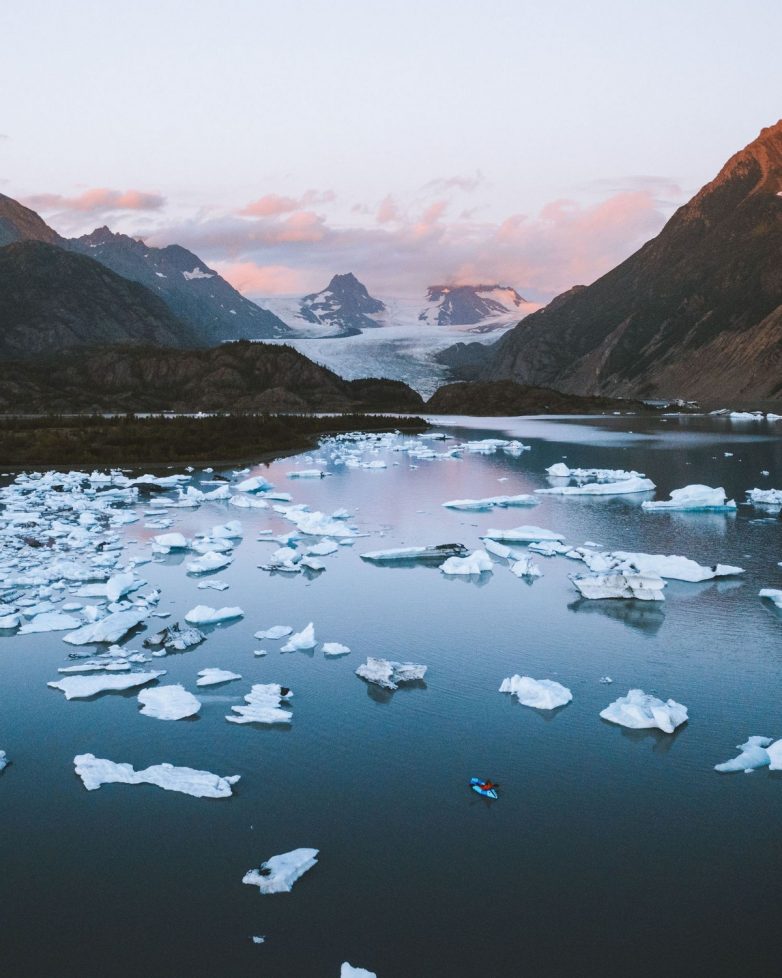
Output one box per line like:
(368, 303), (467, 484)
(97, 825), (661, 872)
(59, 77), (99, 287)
(0, 241), (198, 357)
(299, 272), (386, 335)
(0, 193), (64, 247)
(442, 121), (782, 400)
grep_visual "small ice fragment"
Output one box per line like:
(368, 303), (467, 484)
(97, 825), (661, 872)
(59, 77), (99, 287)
(599, 676), (613, 684)
(196, 668), (242, 687)
(287, 470), (325, 479)
(323, 642), (351, 657)
(499, 675), (572, 710)
(186, 551), (232, 574)
(242, 848), (319, 893)
(355, 657), (426, 690)
(600, 689), (688, 733)
(138, 684), (201, 720)
(509, 556), (542, 578)
(254, 626), (293, 640)
(0, 750), (7, 772)
(341, 966), (377, 978)
(442, 494), (538, 511)
(184, 605), (244, 625)
(251, 936), (266, 945)
(281, 623), (316, 652)
(483, 525), (565, 543)
(759, 589), (782, 609)
(439, 550), (493, 575)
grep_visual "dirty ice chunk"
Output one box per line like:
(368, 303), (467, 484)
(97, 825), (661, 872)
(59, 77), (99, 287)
(642, 485), (736, 511)
(226, 684), (293, 724)
(138, 684), (201, 720)
(73, 753), (238, 798)
(195, 668), (241, 688)
(48, 670), (166, 700)
(184, 605), (244, 625)
(499, 675), (572, 710)
(355, 657), (427, 690)
(242, 848), (319, 893)
(714, 737), (773, 773)
(600, 689), (688, 733)
(571, 573), (665, 601)
(281, 623), (316, 652)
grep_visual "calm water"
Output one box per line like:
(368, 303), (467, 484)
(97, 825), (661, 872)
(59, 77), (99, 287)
(2, 414), (782, 978)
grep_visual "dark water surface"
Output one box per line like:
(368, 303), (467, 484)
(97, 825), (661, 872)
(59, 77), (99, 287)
(2, 414), (781, 978)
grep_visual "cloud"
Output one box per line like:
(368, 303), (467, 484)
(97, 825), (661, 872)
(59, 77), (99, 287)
(240, 189), (335, 217)
(211, 261), (310, 296)
(577, 174), (682, 199)
(422, 171), (484, 194)
(22, 187), (166, 215)
(376, 194), (399, 224)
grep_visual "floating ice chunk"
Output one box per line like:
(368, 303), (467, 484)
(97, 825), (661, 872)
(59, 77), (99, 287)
(484, 539), (513, 559)
(196, 668), (242, 687)
(608, 552), (743, 582)
(571, 573), (665, 601)
(361, 544), (468, 563)
(230, 494), (269, 509)
(306, 539), (339, 556)
(714, 736), (773, 773)
(0, 750), (7, 772)
(63, 609), (148, 645)
(186, 551), (233, 574)
(73, 754), (239, 798)
(499, 675), (572, 710)
(198, 579), (229, 591)
(153, 532), (189, 552)
(138, 684), (201, 720)
(442, 494), (538, 511)
(323, 642), (351, 657)
(184, 605), (244, 625)
(106, 572), (138, 602)
(287, 469), (325, 479)
(341, 966), (377, 978)
(362, 459), (387, 469)
(58, 660), (131, 673)
(281, 623), (316, 652)
(251, 936), (266, 945)
(235, 476), (273, 493)
(483, 525), (566, 543)
(759, 589), (782, 609)
(300, 556), (325, 572)
(537, 477), (655, 496)
(355, 657), (427, 690)
(0, 613), (21, 629)
(642, 485), (736, 511)
(510, 556), (542, 578)
(440, 550), (493, 575)
(212, 520), (243, 539)
(545, 463), (645, 481)
(191, 537), (233, 554)
(600, 689), (687, 733)
(18, 611), (81, 634)
(289, 510), (356, 537)
(254, 626), (293, 640)
(226, 684), (293, 724)
(746, 488), (782, 510)
(767, 740), (782, 769)
(143, 621), (205, 651)
(48, 670), (166, 700)
(242, 848), (318, 893)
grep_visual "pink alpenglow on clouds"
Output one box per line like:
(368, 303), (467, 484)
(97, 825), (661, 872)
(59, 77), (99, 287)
(23, 188), (166, 215)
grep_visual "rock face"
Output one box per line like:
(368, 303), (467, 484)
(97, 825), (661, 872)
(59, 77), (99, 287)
(299, 272), (386, 335)
(0, 193), (63, 247)
(420, 284), (531, 330)
(0, 241), (199, 357)
(441, 122), (782, 400)
(0, 340), (426, 413)
(70, 227), (290, 342)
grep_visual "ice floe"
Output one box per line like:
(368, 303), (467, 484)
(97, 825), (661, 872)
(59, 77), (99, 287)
(509, 556), (543, 578)
(74, 753), (239, 798)
(196, 668), (242, 686)
(571, 573), (666, 601)
(242, 848), (319, 893)
(361, 544), (469, 563)
(341, 966), (377, 978)
(184, 605), (244, 625)
(254, 625), (293, 640)
(442, 494), (538, 511)
(186, 551), (233, 575)
(571, 549), (744, 583)
(226, 684), (293, 724)
(440, 549), (493, 575)
(642, 485), (736, 511)
(355, 657), (427, 690)
(48, 670), (166, 699)
(714, 737), (773, 773)
(18, 611), (81, 634)
(281, 623), (317, 652)
(143, 621), (205, 652)
(600, 689), (688, 733)
(546, 463), (646, 481)
(500, 675), (572, 710)
(322, 642), (351, 657)
(63, 608), (149, 645)
(537, 476), (655, 496)
(138, 684), (201, 720)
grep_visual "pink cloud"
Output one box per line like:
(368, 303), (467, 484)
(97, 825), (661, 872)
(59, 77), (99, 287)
(23, 187), (165, 214)
(376, 194), (399, 224)
(212, 261), (310, 296)
(240, 189), (335, 217)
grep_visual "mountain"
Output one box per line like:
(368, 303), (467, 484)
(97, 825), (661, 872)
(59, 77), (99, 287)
(439, 121), (782, 400)
(298, 273), (386, 336)
(0, 341), (424, 414)
(70, 227), (290, 342)
(419, 284), (534, 331)
(0, 241), (198, 358)
(0, 192), (289, 344)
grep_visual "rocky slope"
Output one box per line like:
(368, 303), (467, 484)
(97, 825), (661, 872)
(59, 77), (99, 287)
(0, 193), (63, 247)
(0, 241), (199, 358)
(439, 122), (782, 400)
(420, 284), (533, 330)
(298, 273), (386, 336)
(0, 340), (424, 414)
(426, 380), (644, 415)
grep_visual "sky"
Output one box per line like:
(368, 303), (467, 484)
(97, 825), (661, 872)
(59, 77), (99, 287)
(2, 0), (781, 300)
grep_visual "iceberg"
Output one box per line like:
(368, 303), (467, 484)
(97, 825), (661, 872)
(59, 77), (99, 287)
(242, 848), (319, 893)
(571, 573), (665, 601)
(442, 494), (538, 511)
(483, 525), (566, 543)
(714, 736), (773, 773)
(281, 623), (317, 652)
(760, 589), (782, 609)
(48, 670), (166, 700)
(642, 485), (736, 511)
(63, 609), (148, 645)
(73, 754), (239, 798)
(536, 477), (655, 495)
(440, 550), (493, 575)
(138, 684), (201, 720)
(747, 488), (782, 510)
(355, 657), (427, 690)
(226, 684), (293, 724)
(186, 551), (232, 574)
(184, 605), (243, 625)
(600, 689), (688, 733)
(196, 668), (242, 686)
(499, 675), (572, 710)
(322, 642), (351, 657)
(341, 966), (377, 978)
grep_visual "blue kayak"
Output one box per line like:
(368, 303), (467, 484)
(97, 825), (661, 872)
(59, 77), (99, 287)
(470, 777), (498, 799)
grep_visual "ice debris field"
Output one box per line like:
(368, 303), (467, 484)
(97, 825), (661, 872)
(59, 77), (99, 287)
(0, 424), (780, 971)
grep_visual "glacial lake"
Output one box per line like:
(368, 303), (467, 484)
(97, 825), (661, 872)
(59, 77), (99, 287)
(2, 413), (782, 978)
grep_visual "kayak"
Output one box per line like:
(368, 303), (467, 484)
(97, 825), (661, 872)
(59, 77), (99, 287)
(470, 777), (498, 799)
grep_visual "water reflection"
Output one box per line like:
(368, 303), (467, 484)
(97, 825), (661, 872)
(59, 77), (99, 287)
(364, 678), (428, 704)
(568, 598), (666, 635)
